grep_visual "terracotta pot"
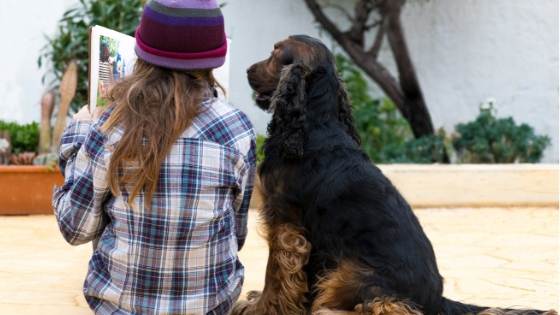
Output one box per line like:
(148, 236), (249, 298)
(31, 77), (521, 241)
(0, 166), (63, 215)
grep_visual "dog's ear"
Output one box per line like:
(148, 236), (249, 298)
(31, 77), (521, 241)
(336, 77), (361, 145)
(267, 63), (309, 160)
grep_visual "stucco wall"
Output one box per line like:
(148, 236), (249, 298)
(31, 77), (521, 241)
(0, 0), (557, 162)
(399, 0), (559, 162)
(0, 0), (77, 123)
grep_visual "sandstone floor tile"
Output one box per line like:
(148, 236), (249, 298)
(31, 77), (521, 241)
(0, 208), (557, 314)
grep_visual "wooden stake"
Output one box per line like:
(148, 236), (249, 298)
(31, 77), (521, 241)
(52, 62), (78, 151)
(39, 91), (55, 153)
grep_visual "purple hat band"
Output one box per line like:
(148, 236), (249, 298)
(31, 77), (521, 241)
(156, 0), (218, 9)
(135, 46), (226, 70)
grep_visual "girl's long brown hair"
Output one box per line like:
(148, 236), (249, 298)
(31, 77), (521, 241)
(102, 59), (222, 208)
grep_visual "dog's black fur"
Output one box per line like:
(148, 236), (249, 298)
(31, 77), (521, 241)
(244, 35), (551, 315)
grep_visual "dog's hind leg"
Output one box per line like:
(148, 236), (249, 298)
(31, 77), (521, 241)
(311, 260), (423, 315)
(232, 224), (311, 315)
(353, 298), (423, 315)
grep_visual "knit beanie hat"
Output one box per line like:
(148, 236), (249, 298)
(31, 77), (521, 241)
(135, 0), (227, 70)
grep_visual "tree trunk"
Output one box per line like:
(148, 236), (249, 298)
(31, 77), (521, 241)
(304, 0), (435, 138)
(380, 0), (434, 137)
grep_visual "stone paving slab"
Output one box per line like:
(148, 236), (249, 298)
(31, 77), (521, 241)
(0, 208), (557, 314)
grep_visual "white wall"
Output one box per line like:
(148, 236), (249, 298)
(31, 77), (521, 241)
(399, 0), (559, 162)
(0, 0), (77, 123)
(0, 0), (557, 162)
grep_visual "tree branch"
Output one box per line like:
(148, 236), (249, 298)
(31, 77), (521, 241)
(365, 19), (383, 31)
(322, 3), (354, 24)
(305, 0), (436, 139)
(367, 21), (385, 59)
(348, 0), (374, 46)
(304, 0), (345, 42)
(379, 0), (434, 136)
(305, 0), (404, 109)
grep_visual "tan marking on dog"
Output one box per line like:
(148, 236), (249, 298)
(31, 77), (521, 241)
(231, 224), (311, 315)
(312, 261), (422, 315)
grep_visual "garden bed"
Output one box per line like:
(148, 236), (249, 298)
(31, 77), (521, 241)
(0, 166), (63, 215)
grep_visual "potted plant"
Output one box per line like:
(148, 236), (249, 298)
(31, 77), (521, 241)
(0, 0), (145, 215)
(0, 50), (79, 215)
(0, 115), (63, 215)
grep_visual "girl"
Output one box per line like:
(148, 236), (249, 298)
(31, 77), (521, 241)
(53, 1), (256, 314)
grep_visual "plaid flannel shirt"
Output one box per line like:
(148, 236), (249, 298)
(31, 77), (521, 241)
(53, 97), (256, 315)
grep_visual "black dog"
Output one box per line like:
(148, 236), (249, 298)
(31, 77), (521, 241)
(232, 35), (554, 315)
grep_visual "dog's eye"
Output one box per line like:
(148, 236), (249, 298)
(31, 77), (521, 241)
(280, 53), (294, 65)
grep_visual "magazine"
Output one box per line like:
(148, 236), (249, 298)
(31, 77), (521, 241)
(89, 25), (230, 112)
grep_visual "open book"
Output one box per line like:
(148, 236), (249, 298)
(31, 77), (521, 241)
(89, 25), (230, 112)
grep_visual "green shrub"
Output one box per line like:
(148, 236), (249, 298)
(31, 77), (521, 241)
(0, 121), (40, 154)
(390, 130), (449, 164)
(38, 0), (145, 112)
(256, 135), (266, 164)
(336, 55), (411, 162)
(336, 54), (448, 163)
(453, 103), (550, 163)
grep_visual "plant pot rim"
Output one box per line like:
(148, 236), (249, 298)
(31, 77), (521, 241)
(0, 165), (59, 174)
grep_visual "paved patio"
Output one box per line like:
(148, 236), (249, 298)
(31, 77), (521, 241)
(0, 208), (557, 314)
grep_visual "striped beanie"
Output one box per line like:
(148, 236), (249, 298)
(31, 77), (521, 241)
(135, 0), (227, 70)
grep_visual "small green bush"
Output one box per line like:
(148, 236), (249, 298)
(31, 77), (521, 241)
(453, 103), (550, 163)
(336, 54), (447, 163)
(391, 130), (449, 164)
(0, 121), (40, 154)
(336, 55), (412, 162)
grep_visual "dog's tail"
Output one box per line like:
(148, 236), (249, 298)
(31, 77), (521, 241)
(440, 297), (556, 315)
(439, 297), (487, 314)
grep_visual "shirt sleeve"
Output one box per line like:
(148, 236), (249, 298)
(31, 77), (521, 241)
(52, 119), (111, 246)
(233, 133), (257, 250)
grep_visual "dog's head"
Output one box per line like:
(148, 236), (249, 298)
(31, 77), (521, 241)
(247, 35), (334, 110)
(247, 35), (360, 159)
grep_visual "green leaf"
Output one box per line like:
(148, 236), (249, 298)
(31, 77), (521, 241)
(452, 102), (550, 163)
(0, 121), (40, 154)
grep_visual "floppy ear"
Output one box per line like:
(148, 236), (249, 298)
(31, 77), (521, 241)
(267, 63), (309, 160)
(336, 77), (361, 145)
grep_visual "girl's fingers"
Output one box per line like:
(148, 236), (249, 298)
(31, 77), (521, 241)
(73, 105), (93, 121)
(93, 107), (104, 119)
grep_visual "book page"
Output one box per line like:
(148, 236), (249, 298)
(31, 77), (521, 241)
(89, 26), (137, 112)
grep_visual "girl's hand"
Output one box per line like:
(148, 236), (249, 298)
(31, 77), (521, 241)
(73, 105), (93, 122)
